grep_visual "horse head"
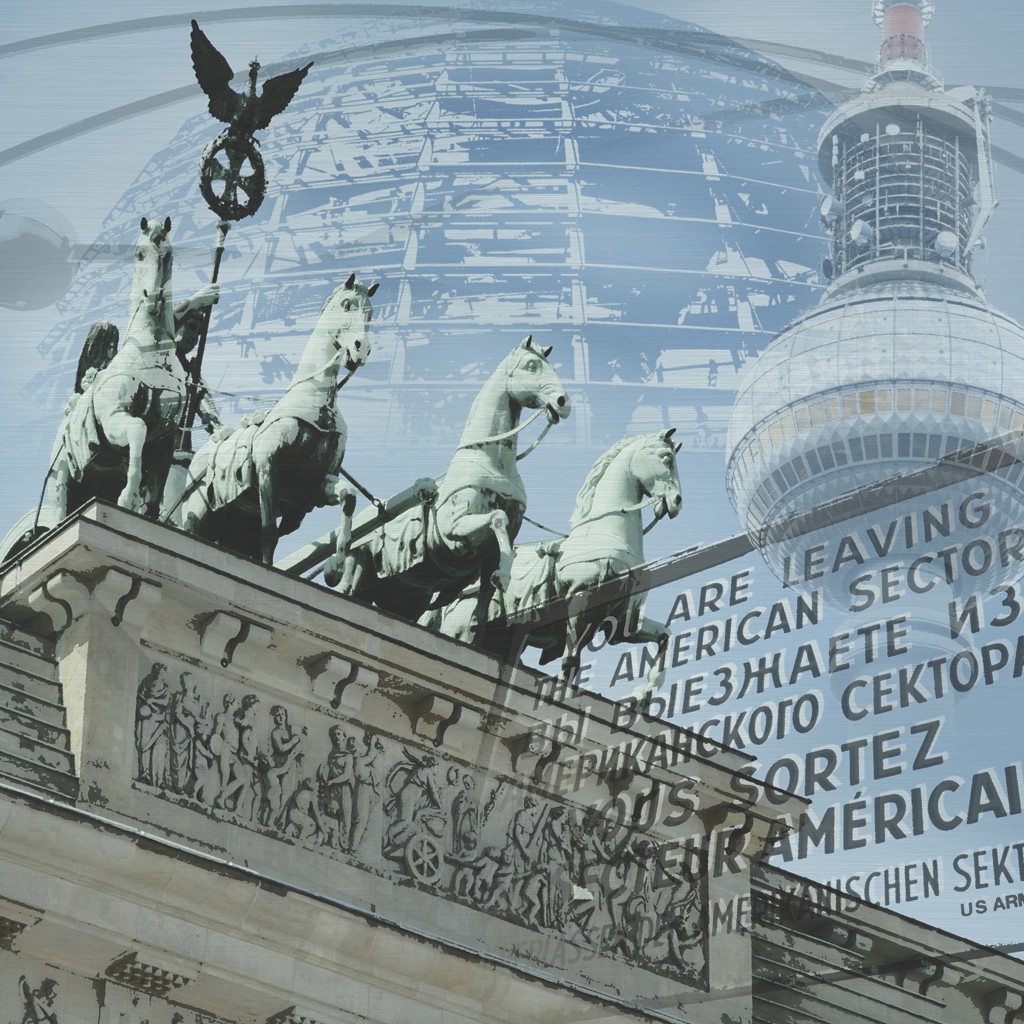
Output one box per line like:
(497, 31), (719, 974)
(321, 273), (378, 373)
(503, 336), (571, 425)
(129, 216), (175, 334)
(633, 429), (683, 521)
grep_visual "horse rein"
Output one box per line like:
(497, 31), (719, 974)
(569, 495), (663, 534)
(455, 406), (559, 462)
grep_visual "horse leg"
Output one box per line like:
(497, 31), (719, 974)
(322, 489), (355, 588)
(443, 509), (514, 591)
(490, 512), (514, 590)
(337, 489), (356, 553)
(51, 454), (70, 522)
(181, 493), (203, 537)
(471, 572), (498, 646)
(250, 419), (302, 564)
(561, 607), (600, 687)
(632, 617), (670, 698)
(140, 458), (166, 518)
(561, 612), (583, 686)
(159, 450), (194, 524)
(336, 545), (367, 596)
(106, 412), (148, 513)
(256, 460), (277, 564)
(179, 461), (207, 537)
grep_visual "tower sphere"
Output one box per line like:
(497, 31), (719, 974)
(727, 278), (1024, 546)
(0, 208), (74, 311)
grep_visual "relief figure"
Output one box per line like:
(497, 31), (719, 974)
(258, 704), (306, 828)
(134, 663), (170, 787)
(316, 725), (355, 850)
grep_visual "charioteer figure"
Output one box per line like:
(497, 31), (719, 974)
(41, 215), (222, 529)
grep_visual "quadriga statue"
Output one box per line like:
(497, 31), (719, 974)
(436, 430), (683, 685)
(174, 274), (377, 564)
(328, 337), (571, 629)
(48, 216), (220, 522)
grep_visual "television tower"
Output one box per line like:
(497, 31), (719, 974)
(727, 0), (1024, 607)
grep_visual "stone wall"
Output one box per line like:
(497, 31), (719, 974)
(0, 503), (1021, 1024)
(0, 504), (775, 1024)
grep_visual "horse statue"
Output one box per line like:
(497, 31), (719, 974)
(437, 430), (683, 684)
(329, 337), (571, 625)
(175, 273), (377, 564)
(48, 216), (220, 522)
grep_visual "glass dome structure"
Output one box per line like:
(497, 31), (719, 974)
(35, 1), (828, 493)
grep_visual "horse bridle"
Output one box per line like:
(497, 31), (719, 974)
(280, 293), (370, 397)
(456, 350), (565, 459)
(569, 442), (677, 534)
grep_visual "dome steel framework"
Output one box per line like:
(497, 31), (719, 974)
(36, 4), (828, 465)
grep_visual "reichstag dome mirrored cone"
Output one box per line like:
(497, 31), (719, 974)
(727, 0), (1024, 609)
(34, 0), (828, 522)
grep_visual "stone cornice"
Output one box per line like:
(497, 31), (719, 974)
(0, 502), (802, 832)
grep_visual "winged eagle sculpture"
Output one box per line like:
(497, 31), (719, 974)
(189, 20), (313, 219)
(190, 20), (313, 141)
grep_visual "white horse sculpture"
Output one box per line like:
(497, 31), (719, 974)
(176, 274), (376, 563)
(438, 430), (683, 682)
(49, 216), (219, 519)
(330, 337), (570, 625)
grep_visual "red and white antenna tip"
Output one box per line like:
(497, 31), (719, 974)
(872, 0), (935, 30)
(872, 0), (934, 67)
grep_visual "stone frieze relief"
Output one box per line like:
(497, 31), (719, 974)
(129, 658), (707, 987)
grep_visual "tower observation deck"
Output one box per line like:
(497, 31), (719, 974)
(727, 0), (1024, 604)
(821, 0), (993, 291)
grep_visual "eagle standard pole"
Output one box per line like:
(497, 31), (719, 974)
(159, 21), (313, 523)
(177, 218), (230, 452)
(161, 219), (229, 521)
